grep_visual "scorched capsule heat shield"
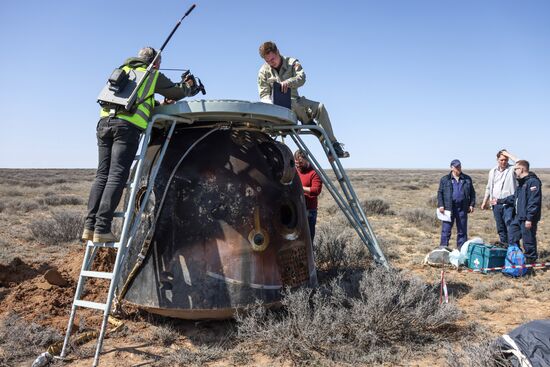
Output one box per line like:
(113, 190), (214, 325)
(119, 113), (318, 319)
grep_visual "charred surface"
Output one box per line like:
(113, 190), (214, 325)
(119, 127), (317, 318)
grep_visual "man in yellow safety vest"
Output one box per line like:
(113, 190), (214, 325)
(83, 47), (199, 243)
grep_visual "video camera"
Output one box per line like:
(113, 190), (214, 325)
(181, 70), (206, 96)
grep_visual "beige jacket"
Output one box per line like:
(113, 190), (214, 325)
(257, 56), (306, 102)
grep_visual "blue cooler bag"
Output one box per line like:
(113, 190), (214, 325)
(466, 243), (507, 273)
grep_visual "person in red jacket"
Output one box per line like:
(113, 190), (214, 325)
(294, 150), (322, 241)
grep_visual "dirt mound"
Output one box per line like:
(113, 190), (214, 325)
(0, 249), (112, 331)
(3, 276), (73, 332)
(0, 257), (49, 286)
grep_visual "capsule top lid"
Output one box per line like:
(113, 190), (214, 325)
(152, 99), (298, 127)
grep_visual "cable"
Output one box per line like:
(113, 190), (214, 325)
(115, 127), (221, 307)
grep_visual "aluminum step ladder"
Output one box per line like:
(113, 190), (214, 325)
(272, 124), (389, 269)
(58, 115), (191, 367)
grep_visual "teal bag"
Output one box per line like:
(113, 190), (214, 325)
(502, 244), (528, 277)
(466, 243), (507, 273)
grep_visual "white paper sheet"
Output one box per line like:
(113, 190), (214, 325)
(436, 209), (452, 222)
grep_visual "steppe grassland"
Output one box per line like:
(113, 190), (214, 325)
(0, 168), (549, 366)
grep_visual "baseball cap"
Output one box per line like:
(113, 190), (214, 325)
(450, 159), (461, 168)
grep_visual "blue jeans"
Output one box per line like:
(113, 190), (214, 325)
(307, 209), (317, 242)
(440, 205), (468, 249)
(492, 203), (513, 243)
(508, 219), (538, 261)
(85, 118), (141, 234)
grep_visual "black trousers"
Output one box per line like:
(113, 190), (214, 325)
(85, 118), (141, 234)
(508, 219), (538, 261)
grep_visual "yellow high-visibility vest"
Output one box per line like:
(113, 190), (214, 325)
(100, 65), (159, 129)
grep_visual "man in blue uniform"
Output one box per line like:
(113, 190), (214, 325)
(437, 159), (476, 249)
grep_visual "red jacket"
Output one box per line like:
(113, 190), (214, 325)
(296, 167), (322, 210)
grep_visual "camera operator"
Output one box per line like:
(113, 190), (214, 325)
(82, 46), (202, 243)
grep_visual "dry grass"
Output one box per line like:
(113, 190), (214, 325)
(1, 168), (549, 366)
(314, 219), (368, 271)
(149, 324), (179, 347)
(0, 197), (40, 213)
(0, 312), (62, 366)
(402, 208), (440, 230)
(29, 210), (85, 245)
(157, 344), (225, 367)
(361, 198), (395, 216)
(234, 267), (462, 365)
(38, 194), (84, 206)
(470, 278), (510, 300)
(446, 340), (512, 367)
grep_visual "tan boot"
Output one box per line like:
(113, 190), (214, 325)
(92, 231), (117, 243)
(81, 228), (94, 242)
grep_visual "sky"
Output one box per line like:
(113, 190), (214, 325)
(1, 0), (549, 169)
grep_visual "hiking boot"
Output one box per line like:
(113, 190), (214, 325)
(332, 142), (350, 159)
(92, 231), (117, 243)
(525, 258), (538, 277)
(525, 268), (536, 277)
(81, 228), (94, 242)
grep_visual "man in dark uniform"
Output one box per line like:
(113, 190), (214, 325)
(437, 159), (476, 249)
(501, 160), (542, 263)
(83, 47), (200, 243)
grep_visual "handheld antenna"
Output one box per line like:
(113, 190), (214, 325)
(126, 4), (197, 110)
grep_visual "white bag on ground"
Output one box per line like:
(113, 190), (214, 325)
(448, 237), (484, 267)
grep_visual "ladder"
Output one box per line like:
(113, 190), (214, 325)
(58, 115), (191, 367)
(272, 124), (389, 269)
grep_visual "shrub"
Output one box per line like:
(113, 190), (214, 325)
(0, 312), (62, 366)
(235, 268), (461, 365)
(1, 189), (24, 197)
(402, 208), (440, 229)
(149, 324), (178, 347)
(426, 195), (439, 208)
(470, 279), (509, 300)
(314, 222), (368, 270)
(39, 195), (84, 206)
(378, 237), (400, 260)
(18, 181), (41, 188)
(0, 198), (39, 213)
(29, 211), (85, 245)
(446, 340), (511, 367)
(400, 184), (421, 190)
(361, 198), (395, 216)
(158, 344), (224, 367)
(10, 198), (39, 213)
(43, 178), (67, 185)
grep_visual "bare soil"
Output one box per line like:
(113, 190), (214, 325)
(0, 168), (549, 366)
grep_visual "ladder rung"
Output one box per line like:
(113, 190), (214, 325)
(81, 270), (114, 280)
(74, 300), (107, 311)
(113, 212), (125, 218)
(87, 241), (120, 249)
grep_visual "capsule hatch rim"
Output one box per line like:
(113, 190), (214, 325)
(151, 99), (298, 127)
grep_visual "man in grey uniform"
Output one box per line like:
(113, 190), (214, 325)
(257, 41), (349, 158)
